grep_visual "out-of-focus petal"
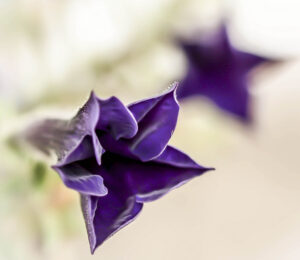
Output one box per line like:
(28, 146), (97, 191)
(207, 80), (251, 122)
(25, 92), (103, 165)
(177, 24), (272, 122)
(235, 51), (272, 71)
(176, 63), (202, 99)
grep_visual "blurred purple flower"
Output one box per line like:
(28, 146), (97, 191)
(177, 26), (272, 122)
(26, 84), (214, 253)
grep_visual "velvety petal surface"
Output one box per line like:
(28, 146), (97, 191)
(52, 163), (108, 196)
(154, 145), (209, 169)
(97, 96), (138, 140)
(98, 85), (180, 161)
(78, 149), (212, 252)
(26, 92), (103, 165)
(81, 195), (99, 253)
(128, 84), (177, 122)
(127, 148), (212, 202)
(83, 149), (212, 204)
(26, 87), (214, 254)
(128, 85), (179, 161)
(80, 164), (143, 253)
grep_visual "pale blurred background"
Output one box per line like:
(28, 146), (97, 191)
(0, 0), (300, 259)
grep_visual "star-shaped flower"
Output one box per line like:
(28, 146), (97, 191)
(26, 84), (214, 253)
(176, 25), (272, 122)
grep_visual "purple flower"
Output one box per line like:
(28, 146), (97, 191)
(26, 84), (214, 253)
(177, 26), (272, 122)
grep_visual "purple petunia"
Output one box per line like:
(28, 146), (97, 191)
(177, 25), (272, 122)
(26, 84), (214, 253)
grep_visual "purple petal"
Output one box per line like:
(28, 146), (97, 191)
(133, 148), (213, 202)
(97, 132), (136, 159)
(177, 24), (271, 122)
(25, 92), (103, 166)
(128, 93), (169, 123)
(176, 62), (203, 99)
(105, 84), (180, 161)
(97, 97), (138, 140)
(235, 50), (271, 71)
(154, 145), (210, 169)
(80, 195), (99, 252)
(178, 64), (251, 121)
(78, 148), (212, 252)
(80, 170), (143, 253)
(128, 83), (179, 122)
(208, 80), (251, 122)
(94, 150), (213, 203)
(25, 87), (215, 254)
(52, 163), (108, 196)
(91, 195), (142, 253)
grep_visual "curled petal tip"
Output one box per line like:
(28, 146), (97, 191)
(206, 167), (216, 171)
(89, 90), (97, 98)
(170, 81), (179, 89)
(52, 164), (108, 197)
(167, 82), (179, 95)
(169, 82), (180, 105)
(90, 246), (96, 255)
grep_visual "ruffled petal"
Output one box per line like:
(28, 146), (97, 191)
(52, 163), (108, 196)
(25, 92), (139, 166)
(128, 94), (167, 123)
(128, 85), (179, 161)
(97, 132), (135, 159)
(99, 85), (180, 161)
(25, 92), (103, 165)
(97, 97), (138, 140)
